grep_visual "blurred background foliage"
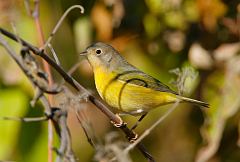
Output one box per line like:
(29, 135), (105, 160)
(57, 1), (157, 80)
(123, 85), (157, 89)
(0, 0), (240, 162)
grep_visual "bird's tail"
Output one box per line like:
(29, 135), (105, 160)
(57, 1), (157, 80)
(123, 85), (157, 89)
(177, 96), (209, 108)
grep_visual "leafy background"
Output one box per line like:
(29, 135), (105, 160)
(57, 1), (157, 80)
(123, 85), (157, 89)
(0, 0), (239, 162)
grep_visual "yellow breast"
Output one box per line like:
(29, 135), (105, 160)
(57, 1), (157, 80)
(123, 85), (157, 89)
(94, 66), (178, 115)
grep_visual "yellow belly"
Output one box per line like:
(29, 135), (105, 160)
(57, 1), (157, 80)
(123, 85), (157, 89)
(94, 67), (178, 114)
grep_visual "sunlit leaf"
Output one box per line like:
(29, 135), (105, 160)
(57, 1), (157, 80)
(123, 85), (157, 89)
(183, 0), (199, 22)
(0, 89), (28, 161)
(145, 0), (164, 14)
(143, 14), (161, 38)
(164, 11), (186, 30)
(18, 123), (48, 162)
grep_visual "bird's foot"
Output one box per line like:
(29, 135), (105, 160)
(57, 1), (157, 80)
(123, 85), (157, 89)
(111, 114), (126, 127)
(128, 133), (138, 143)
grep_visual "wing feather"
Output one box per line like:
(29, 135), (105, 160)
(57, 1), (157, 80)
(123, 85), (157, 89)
(116, 70), (178, 95)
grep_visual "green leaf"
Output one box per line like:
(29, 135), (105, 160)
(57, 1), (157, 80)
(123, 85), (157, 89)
(0, 89), (28, 161)
(18, 122), (48, 162)
(143, 14), (162, 38)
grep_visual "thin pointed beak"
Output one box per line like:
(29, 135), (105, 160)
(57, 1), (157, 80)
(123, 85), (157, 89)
(79, 51), (88, 56)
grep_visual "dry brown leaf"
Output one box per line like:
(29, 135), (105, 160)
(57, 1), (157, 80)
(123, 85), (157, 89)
(91, 2), (113, 41)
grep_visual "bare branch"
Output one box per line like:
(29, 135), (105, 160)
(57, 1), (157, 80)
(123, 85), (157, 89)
(42, 5), (85, 50)
(0, 116), (47, 122)
(48, 43), (61, 65)
(51, 108), (77, 162)
(75, 110), (97, 148)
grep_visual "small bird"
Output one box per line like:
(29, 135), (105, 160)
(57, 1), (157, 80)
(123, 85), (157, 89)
(80, 42), (209, 116)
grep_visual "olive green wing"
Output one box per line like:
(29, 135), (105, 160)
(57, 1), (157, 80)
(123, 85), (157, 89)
(116, 70), (178, 95)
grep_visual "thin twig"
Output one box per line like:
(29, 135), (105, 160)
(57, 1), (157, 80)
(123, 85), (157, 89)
(42, 5), (84, 50)
(67, 61), (83, 76)
(25, 1), (54, 161)
(75, 110), (96, 148)
(0, 34), (53, 115)
(0, 34), (53, 117)
(0, 30), (78, 161)
(59, 60), (83, 86)
(48, 43), (61, 65)
(0, 116), (48, 122)
(124, 101), (179, 154)
(51, 108), (76, 162)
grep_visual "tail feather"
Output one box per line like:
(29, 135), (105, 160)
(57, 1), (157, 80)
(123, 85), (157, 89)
(177, 96), (209, 108)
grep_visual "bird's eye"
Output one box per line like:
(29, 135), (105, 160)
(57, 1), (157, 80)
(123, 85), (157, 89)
(95, 49), (102, 55)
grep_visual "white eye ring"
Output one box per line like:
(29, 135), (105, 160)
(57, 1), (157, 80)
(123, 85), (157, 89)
(95, 49), (102, 55)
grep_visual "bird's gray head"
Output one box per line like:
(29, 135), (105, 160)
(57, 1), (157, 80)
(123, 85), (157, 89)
(80, 42), (124, 70)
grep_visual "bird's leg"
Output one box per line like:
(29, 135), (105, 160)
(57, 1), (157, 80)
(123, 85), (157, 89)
(111, 113), (126, 127)
(111, 114), (138, 142)
(131, 113), (148, 131)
